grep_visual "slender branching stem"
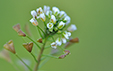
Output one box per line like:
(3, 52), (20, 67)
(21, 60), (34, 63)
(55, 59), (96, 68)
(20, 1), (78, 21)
(31, 53), (38, 63)
(26, 36), (41, 49)
(42, 54), (58, 59)
(15, 54), (32, 71)
(34, 36), (48, 71)
(37, 27), (43, 38)
(37, 26), (46, 36)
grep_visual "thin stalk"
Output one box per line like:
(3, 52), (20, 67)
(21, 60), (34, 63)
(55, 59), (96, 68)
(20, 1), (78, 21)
(42, 54), (58, 59)
(31, 53), (38, 63)
(15, 54), (32, 71)
(37, 26), (46, 36)
(26, 36), (41, 49)
(37, 27), (43, 38)
(34, 36), (48, 71)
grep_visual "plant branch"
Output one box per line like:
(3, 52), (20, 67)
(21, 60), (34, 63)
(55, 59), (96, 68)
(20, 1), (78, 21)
(26, 36), (41, 49)
(15, 54), (32, 71)
(31, 53), (38, 63)
(34, 36), (48, 71)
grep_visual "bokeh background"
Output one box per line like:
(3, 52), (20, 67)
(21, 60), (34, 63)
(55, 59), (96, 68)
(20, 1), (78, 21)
(0, 0), (113, 71)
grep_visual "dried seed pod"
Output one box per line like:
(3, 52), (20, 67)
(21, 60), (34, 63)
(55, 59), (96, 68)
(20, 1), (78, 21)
(59, 55), (66, 59)
(18, 30), (26, 37)
(4, 40), (16, 54)
(70, 37), (79, 43)
(64, 50), (70, 55)
(37, 38), (42, 43)
(23, 42), (33, 53)
(13, 24), (20, 32)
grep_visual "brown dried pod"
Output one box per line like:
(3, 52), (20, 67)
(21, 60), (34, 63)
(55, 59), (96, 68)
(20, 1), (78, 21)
(18, 30), (26, 37)
(4, 40), (16, 54)
(37, 38), (42, 43)
(64, 50), (70, 55)
(70, 37), (79, 43)
(59, 55), (66, 59)
(0, 49), (12, 62)
(13, 24), (20, 32)
(23, 42), (33, 53)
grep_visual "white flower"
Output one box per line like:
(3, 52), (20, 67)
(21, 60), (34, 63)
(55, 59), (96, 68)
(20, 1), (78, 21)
(62, 37), (67, 44)
(51, 42), (57, 49)
(63, 31), (71, 39)
(36, 7), (43, 15)
(46, 11), (52, 18)
(56, 38), (62, 46)
(31, 10), (37, 18)
(64, 16), (71, 25)
(58, 21), (65, 29)
(59, 11), (67, 18)
(40, 13), (46, 21)
(30, 18), (38, 26)
(52, 7), (60, 16)
(50, 15), (56, 24)
(47, 23), (53, 32)
(44, 5), (50, 14)
(68, 24), (77, 32)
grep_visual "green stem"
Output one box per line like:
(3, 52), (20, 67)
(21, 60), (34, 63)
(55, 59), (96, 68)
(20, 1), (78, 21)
(37, 27), (43, 38)
(31, 53), (38, 63)
(26, 36), (41, 49)
(37, 26), (46, 36)
(15, 54), (32, 71)
(34, 36), (48, 71)
(42, 54), (58, 59)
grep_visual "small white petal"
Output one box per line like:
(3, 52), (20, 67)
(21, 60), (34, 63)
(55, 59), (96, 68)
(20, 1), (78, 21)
(51, 42), (57, 49)
(68, 24), (77, 32)
(47, 23), (53, 29)
(58, 21), (65, 29)
(63, 31), (71, 39)
(64, 16), (71, 25)
(50, 15), (56, 24)
(30, 18), (38, 26)
(31, 10), (37, 18)
(52, 7), (60, 16)
(59, 11), (67, 18)
(40, 13), (46, 21)
(62, 37), (67, 44)
(56, 38), (62, 46)
(36, 7), (43, 15)
(44, 5), (50, 14)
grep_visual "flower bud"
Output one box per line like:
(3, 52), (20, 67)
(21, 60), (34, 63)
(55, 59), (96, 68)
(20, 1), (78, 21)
(4, 40), (16, 54)
(30, 18), (38, 26)
(51, 42), (57, 49)
(59, 55), (66, 59)
(40, 13), (46, 22)
(50, 15), (56, 24)
(31, 10), (37, 18)
(68, 24), (77, 32)
(13, 24), (20, 32)
(37, 38), (42, 43)
(56, 38), (62, 46)
(52, 7), (60, 16)
(58, 21), (65, 29)
(0, 49), (11, 62)
(18, 30), (26, 37)
(47, 23), (53, 32)
(64, 16), (71, 25)
(70, 37), (79, 43)
(23, 42), (33, 53)
(59, 11), (67, 18)
(36, 7), (43, 15)
(46, 11), (52, 18)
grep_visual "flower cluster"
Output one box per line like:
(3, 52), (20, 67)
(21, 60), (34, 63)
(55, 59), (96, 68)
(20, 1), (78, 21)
(30, 5), (77, 49)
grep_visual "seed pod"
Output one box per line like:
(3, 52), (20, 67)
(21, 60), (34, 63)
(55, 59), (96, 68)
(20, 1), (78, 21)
(13, 24), (20, 32)
(4, 40), (16, 54)
(64, 50), (70, 55)
(70, 37), (79, 43)
(18, 30), (26, 37)
(37, 38), (42, 43)
(59, 55), (66, 59)
(23, 42), (33, 53)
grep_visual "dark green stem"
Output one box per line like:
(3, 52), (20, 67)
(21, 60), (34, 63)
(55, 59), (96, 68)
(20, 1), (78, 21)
(31, 53), (38, 63)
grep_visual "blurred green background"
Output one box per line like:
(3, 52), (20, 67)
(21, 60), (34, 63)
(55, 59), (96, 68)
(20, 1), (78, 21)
(0, 0), (113, 71)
